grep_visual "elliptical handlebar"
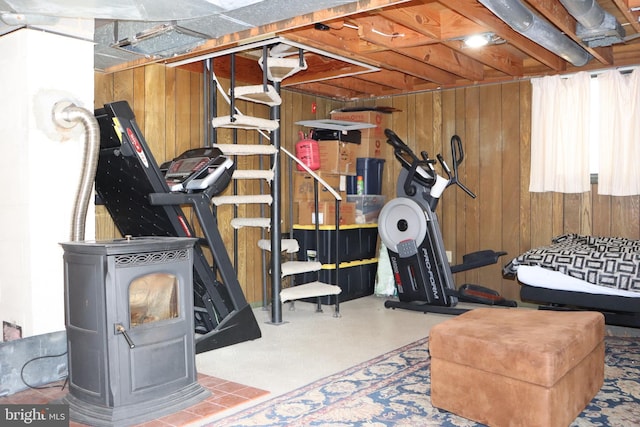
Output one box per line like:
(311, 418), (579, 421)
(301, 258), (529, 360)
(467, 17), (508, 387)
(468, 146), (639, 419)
(436, 135), (476, 199)
(444, 135), (476, 199)
(384, 128), (409, 152)
(384, 129), (436, 196)
(384, 129), (436, 173)
(384, 129), (476, 200)
(450, 134), (464, 167)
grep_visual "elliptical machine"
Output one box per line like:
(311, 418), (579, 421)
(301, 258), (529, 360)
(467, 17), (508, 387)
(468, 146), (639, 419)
(378, 129), (516, 315)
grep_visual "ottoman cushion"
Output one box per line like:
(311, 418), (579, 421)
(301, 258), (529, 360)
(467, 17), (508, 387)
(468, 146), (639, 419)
(429, 308), (604, 427)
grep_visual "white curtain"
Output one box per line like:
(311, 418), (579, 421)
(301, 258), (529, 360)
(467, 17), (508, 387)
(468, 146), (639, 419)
(529, 72), (591, 193)
(596, 68), (640, 196)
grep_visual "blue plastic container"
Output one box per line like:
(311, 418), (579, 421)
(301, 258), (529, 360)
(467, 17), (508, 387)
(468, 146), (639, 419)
(346, 158), (385, 194)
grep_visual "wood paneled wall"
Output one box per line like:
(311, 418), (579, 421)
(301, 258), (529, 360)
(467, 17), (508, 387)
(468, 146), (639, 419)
(367, 81), (640, 301)
(95, 65), (640, 305)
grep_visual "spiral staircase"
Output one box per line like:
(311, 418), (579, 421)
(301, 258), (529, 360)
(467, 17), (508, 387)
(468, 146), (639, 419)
(209, 46), (342, 323)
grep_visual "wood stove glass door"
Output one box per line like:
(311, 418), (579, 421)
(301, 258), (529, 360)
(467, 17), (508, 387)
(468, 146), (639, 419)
(129, 273), (178, 325)
(114, 268), (194, 405)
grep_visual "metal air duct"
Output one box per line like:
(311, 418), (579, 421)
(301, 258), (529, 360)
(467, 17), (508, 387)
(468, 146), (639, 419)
(478, 0), (591, 66)
(559, 0), (625, 47)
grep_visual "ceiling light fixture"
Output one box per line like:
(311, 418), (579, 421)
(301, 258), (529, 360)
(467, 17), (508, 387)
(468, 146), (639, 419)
(464, 33), (492, 48)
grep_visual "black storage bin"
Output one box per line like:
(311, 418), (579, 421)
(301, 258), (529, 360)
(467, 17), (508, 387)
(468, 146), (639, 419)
(293, 224), (379, 264)
(293, 258), (378, 305)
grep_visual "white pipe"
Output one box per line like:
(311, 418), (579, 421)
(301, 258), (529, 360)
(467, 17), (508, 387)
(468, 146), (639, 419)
(52, 102), (100, 241)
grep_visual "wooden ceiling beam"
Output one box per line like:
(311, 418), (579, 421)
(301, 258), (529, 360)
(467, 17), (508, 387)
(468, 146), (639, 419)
(354, 68), (415, 90)
(444, 41), (524, 76)
(283, 26), (458, 84)
(376, 2), (442, 38)
(400, 43), (485, 80)
(162, 0), (408, 68)
(438, 8), (488, 39)
(355, 15), (438, 48)
(611, 0), (640, 32)
(373, 3), (489, 81)
(281, 26), (378, 62)
(173, 0), (639, 102)
(282, 53), (374, 86)
(320, 76), (394, 97)
(178, 54), (263, 85)
(289, 81), (364, 100)
(366, 50), (458, 84)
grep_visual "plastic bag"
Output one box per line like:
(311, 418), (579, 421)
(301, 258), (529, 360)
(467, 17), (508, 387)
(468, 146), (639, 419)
(375, 242), (396, 297)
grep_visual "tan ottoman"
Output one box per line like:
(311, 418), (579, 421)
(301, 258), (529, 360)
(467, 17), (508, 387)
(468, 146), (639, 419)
(429, 308), (604, 427)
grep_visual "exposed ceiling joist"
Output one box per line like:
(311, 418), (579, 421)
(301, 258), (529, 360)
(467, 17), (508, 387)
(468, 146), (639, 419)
(3, 0), (638, 100)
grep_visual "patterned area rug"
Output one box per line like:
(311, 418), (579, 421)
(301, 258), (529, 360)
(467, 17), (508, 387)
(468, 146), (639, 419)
(212, 336), (640, 426)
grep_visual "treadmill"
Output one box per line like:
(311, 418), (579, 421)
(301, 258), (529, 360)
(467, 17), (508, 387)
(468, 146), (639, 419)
(94, 100), (261, 353)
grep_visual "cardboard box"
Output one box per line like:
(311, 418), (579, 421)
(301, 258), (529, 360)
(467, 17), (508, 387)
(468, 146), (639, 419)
(330, 110), (391, 141)
(293, 171), (347, 201)
(296, 200), (356, 226)
(317, 140), (356, 175)
(352, 137), (387, 159)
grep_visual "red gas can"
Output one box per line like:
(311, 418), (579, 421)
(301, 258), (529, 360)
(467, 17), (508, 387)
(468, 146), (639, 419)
(295, 131), (320, 171)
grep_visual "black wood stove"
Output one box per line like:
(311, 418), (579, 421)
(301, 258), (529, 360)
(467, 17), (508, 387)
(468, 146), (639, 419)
(60, 236), (209, 426)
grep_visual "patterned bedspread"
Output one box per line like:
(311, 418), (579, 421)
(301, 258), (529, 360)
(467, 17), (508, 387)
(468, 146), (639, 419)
(504, 233), (640, 293)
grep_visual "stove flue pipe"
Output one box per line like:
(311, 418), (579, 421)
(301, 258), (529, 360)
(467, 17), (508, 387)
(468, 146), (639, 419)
(52, 101), (100, 242)
(478, 0), (591, 66)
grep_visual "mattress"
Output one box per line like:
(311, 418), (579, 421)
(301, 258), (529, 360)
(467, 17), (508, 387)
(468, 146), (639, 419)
(517, 266), (640, 298)
(505, 233), (640, 294)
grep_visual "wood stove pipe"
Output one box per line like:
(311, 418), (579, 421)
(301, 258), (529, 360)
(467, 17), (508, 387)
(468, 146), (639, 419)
(52, 101), (100, 241)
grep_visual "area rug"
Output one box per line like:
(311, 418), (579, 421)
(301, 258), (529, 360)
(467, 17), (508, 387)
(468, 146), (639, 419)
(212, 336), (640, 426)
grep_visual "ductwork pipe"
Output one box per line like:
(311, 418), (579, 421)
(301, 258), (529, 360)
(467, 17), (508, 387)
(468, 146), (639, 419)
(559, 0), (605, 29)
(560, 0), (625, 47)
(52, 102), (100, 242)
(478, 0), (591, 66)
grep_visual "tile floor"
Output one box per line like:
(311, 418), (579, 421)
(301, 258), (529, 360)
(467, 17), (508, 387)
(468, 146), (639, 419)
(0, 374), (268, 426)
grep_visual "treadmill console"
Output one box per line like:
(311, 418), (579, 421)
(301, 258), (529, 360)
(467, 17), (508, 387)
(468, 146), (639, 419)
(165, 148), (235, 194)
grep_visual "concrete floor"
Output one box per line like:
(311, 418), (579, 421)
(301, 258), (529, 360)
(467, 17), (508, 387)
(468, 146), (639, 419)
(195, 295), (451, 419)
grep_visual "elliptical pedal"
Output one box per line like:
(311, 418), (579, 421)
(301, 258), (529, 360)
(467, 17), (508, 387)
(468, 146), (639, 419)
(457, 284), (518, 307)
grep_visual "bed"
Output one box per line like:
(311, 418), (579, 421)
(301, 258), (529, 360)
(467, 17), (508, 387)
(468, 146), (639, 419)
(504, 234), (640, 328)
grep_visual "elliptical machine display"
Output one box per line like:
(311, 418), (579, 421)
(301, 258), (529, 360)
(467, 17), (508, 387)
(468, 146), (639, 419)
(378, 129), (516, 315)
